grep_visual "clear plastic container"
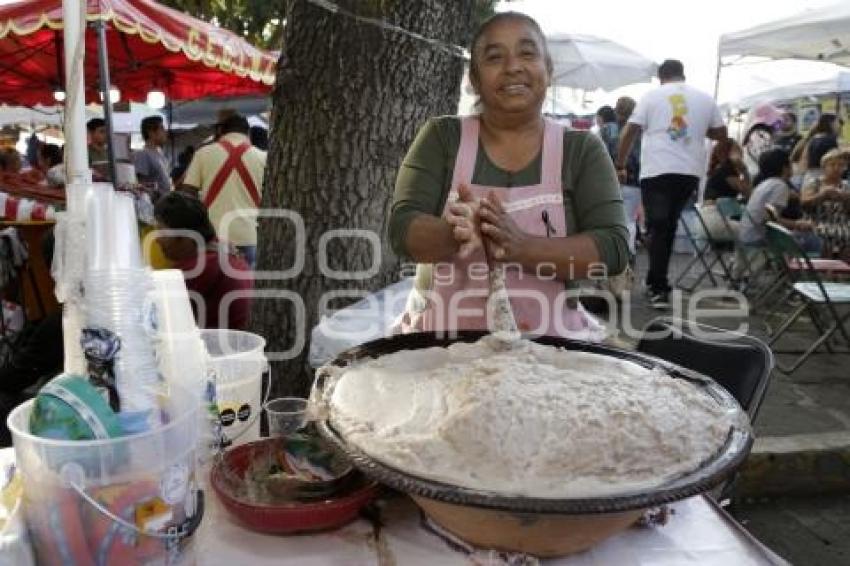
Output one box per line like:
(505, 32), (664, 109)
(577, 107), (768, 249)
(7, 384), (202, 565)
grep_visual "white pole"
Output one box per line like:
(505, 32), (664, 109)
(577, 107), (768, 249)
(61, 0), (90, 376)
(63, 0), (90, 185)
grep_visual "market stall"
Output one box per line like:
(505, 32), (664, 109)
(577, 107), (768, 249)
(0, 0), (276, 182)
(0, 4), (790, 565)
(0, 0), (276, 106)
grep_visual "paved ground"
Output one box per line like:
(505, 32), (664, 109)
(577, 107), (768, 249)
(731, 495), (850, 566)
(606, 249), (850, 565)
(616, 250), (850, 442)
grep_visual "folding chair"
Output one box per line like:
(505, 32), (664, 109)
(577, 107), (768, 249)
(764, 222), (850, 374)
(715, 198), (786, 305)
(674, 205), (735, 293)
(637, 316), (774, 500)
(638, 316), (774, 423)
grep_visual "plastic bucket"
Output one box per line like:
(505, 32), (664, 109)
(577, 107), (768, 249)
(7, 384), (202, 566)
(200, 330), (268, 448)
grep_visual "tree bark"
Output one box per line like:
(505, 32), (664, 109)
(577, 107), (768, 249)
(253, 0), (476, 396)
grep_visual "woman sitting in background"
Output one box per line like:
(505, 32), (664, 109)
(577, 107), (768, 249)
(801, 148), (850, 207)
(153, 192), (254, 330)
(801, 148), (850, 259)
(791, 113), (840, 188)
(736, 149), (816, 277)
(699, 138), (750, 242)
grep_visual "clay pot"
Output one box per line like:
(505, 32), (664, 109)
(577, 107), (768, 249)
(414, 496), (643, 557)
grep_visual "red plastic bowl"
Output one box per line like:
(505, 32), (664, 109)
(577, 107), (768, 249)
(211, 439), (379, 534)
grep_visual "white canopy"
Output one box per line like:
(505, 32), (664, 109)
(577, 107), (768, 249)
(731, 69), (850, 110)
(719, 3), (850, 65)
(547, 33), (658, 92)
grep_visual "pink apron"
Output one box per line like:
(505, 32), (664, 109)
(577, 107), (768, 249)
(399, 116), (604, 340)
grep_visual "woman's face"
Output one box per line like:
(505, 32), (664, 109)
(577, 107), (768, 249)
(729, 146), (742, 162)
(471, 18), (550, 116)
(824, 158), (847, 179)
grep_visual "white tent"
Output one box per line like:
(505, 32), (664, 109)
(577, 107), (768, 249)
(719, 3), (850, 65)
(548, 33), (658, 92)
(731, 69), (850, 110)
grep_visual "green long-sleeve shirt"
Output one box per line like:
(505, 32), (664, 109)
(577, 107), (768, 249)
(389, 116), (629, 276)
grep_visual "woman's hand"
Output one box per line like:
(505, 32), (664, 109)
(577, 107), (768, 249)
(479, 192), (529, 261)
(445, 184), (482, 259)
(823, 186), (845, 201)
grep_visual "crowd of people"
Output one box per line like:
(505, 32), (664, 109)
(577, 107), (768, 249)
(0, 111), (265, 445)
(590, 61), (849, 305)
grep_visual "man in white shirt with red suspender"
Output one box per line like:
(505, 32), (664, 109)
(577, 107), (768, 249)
(181, 113), (267, 268)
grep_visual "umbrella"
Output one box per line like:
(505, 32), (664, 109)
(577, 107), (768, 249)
(0, 0), (276, 106)
(547, 33), (658, 92)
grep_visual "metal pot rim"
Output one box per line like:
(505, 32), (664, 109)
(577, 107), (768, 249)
(314, 331), (753, 514)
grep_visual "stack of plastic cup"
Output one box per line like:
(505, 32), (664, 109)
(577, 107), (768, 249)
(150, 270), (208, 402)
(84, 188), (161, 429)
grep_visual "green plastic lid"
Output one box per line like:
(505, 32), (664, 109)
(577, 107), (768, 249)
(29, 374), (124, 440)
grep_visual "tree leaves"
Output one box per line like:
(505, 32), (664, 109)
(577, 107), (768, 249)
(159, 0), (504, 50)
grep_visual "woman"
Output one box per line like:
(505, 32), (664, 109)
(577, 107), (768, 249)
(154, 192), (254, 330)
(389, 12), (629, 339)
(737, 149), (816, 277)
(791, 113), (840, 187)
(699, 138), (750, 242)
(801, 148), (850, 207)
(801, 148), (850, 258)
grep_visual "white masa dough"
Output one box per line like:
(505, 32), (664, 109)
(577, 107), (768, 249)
(327, 336), (738, 498)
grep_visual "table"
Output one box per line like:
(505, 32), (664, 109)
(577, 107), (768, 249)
(2, 447), (787, 566)
(197, 488), (788, 565)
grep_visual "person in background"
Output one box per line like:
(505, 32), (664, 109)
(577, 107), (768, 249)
(801, 148), (850, 259)
(614, 96), (642, 260)
(36, 144), (62, 173)
(774, 112), (802, 155)
(250, 126), (269, 151)
(133, 116), (173, 201)
(153, 192), (254, 330)
(595, 105), (619, 160)
(87, 118), (109, 170)
(616, 59), (727, 309)
(180, 114), (266, 269)
(171, 145), (195, 186)
(791, 113), (840, 188)
(26, 143), (63, 186)
(389, 12), (628, 338)
(699, 138), (750, 242)
(0, 229), (63, 446)
(738, 149), (816, 276)
(801, 148), (850, 207)
(0, 148), (22, 174)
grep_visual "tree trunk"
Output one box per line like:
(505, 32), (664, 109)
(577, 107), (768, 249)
(253, 0), (476, 396)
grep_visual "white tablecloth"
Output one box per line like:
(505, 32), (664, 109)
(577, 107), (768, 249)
(197, 490), (788, 566)
(1, 447), (787, 566)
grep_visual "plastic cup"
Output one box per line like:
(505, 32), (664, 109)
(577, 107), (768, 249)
(113, 193), (143, 269)
(264, 397), (308, 436)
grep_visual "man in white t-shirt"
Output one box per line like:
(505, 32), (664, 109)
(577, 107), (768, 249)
(616, 60), (727, 308)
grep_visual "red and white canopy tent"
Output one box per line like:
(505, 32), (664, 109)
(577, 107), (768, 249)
(0, 0), (276, 106)
(0, 0), (277, 184)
